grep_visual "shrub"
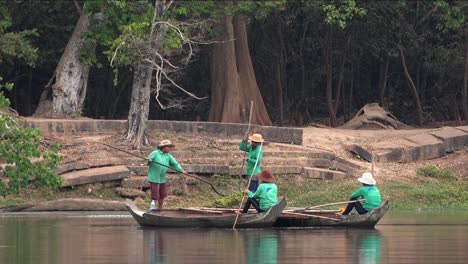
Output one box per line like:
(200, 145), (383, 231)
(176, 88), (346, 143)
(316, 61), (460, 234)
(417, 165), (457, 181)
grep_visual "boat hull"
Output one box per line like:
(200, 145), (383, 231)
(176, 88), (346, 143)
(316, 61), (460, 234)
(127, 198), (286, 228)
(274, 201), (389, 228)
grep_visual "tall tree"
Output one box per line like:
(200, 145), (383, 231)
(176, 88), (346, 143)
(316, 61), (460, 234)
(34, 2), (94, 118)
(208, 14), (272, 125)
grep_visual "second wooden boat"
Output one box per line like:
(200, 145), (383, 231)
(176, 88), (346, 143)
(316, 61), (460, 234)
(274, 201), (389, 228)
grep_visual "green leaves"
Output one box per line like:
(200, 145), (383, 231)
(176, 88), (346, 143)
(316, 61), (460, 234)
(323, 0), (367, 29)
(0, 79), (62, 196)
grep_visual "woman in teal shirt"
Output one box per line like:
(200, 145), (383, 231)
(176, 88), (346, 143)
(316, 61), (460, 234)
(241, 169), (278, 213)
(342, 172), (382, 215)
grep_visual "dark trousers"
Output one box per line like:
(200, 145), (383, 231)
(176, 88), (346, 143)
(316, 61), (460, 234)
(242, 198), (264, 213)
(342, 198), (368, 215)
(248, 180), (259, 192)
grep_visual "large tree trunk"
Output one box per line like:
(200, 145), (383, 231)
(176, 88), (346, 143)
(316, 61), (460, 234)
(462, 27), (468, 121)
(399, 46), (424, 126)
(124, 1), (169, 149)
(125, 63), (152, 149)
(208, 15), (272, 126)
(34, 11), (93, 118)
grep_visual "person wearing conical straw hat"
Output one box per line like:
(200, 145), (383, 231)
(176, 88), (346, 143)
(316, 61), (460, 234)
(146, 140), (186, 212)
(239, 133), (264, 192)
(241, 169), (278, 213)
(340, 172), (382, 215)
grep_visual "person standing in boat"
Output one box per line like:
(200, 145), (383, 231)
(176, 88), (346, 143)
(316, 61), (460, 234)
(147, 140), (186, 212)
(240, 133), (264, 192)
(241, 169), (278, 213)
(341, 172), (382, 215)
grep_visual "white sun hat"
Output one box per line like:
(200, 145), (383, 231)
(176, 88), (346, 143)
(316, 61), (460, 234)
(357, 172), (376, 185)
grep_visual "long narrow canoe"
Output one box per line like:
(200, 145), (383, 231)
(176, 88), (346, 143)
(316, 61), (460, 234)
(274, 201), (389, 228)
(126, 198), (286, 228)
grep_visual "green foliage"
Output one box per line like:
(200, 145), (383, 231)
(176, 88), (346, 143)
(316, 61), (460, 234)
(434, 0), (466, 31)
(210, 191), (243, 208)
(417, 165), (458, 181)
(0, 78), (62, 196)
(323, 0), (367, 29)
(0, 5), (38, 65)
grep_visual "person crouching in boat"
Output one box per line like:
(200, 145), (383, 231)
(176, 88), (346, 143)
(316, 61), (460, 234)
(240, 133), (264, 192)
(146, 140), (186, 212)
(241, 169), (278, 213)
(341, 172), (382, 215)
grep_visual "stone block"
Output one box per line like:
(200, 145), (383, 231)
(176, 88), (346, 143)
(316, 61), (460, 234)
(331, 160), (361, 176)
(404, 134), (445, 161)
(375, 147), (406, 163)
(304, 167), (347, 180)
(455, 126), (468, 134)
(61, 165), (131, 187)
(430, 127), (468, 152)
(121, 176), (149, 189)
(115, 187), (146, 198)
(307, 158), (332, 168)
(346, 144), (373, 162)
(127, 166), (148, 176)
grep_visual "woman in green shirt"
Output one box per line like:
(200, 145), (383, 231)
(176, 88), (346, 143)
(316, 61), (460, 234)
(342, 172), (382, 215)
(239, 133), (264, 192)
(241, 169), (278, 213)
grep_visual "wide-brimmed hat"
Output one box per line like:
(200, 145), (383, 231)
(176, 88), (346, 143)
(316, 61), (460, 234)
(249, 133), (264, 143)
(358, 172), (376, 185)
(158, 140), (175, 148)
(257, 169), (274, 183)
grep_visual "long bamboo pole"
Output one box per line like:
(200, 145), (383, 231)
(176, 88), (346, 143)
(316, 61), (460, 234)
(238, 101), (254, 189)
(103, 143), (225, 196)
(232, 142), (263, 229)
(301, 199), (364, 211)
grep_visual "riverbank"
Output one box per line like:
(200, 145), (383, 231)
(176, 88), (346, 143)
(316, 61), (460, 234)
(1, 173), (466, 210)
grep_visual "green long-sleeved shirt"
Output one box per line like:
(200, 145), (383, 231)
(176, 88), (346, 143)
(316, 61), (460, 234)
(239, 139), (263, 178)
(350, 185), (382, 211)
(247, 182), (278, 211)
(147, 149), (184, 184)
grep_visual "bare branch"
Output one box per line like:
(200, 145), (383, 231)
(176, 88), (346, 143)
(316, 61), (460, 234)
(73, 0), (82, 16)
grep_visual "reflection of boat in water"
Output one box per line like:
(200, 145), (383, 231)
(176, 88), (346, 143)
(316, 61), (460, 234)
(126, 198), (286, 228)
(274, 201), (389, 228)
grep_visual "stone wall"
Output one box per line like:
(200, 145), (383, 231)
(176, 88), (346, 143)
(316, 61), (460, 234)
(23, 118), (303, 145)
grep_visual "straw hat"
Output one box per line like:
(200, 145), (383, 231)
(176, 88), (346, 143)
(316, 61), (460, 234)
(158, 140), (175, 148)
(257, 169), (274, 183)
(357, 172), (376, 185)
(249, 133), (264, 143)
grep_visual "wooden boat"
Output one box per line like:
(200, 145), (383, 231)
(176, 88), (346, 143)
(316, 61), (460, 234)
(274, 201), (389, 228)
(126, 198), (286, 228)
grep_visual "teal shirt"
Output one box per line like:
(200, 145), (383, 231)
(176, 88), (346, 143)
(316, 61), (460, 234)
(350, 185), (382, 211)
(247, 182), (278, 211)
(147, 149), (183, 184)
(239, 139), (263, 177)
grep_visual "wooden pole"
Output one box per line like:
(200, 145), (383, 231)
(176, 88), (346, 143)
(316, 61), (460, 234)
(302, 199), (364, 211)
(238, 101), (254, 189)
(233, 142), (263, 229)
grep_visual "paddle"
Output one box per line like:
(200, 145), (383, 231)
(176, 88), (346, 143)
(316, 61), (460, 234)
(238, 100), (254, 189)
(232, 141), (263, 230)
(103, 143), (226, 197)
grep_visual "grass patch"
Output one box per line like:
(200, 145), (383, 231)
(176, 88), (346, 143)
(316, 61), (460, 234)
(417, 165), (458, 181)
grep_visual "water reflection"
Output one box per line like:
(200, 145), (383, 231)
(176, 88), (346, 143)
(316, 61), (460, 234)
(0, 212), (467, 264)
(347, 230), (382, 264)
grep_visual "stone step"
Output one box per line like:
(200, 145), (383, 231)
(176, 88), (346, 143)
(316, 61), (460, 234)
(430, 127), (468, 153)
(115, 187), (146, 198)
(61, 165), (131, 187)
(304, 167), (348, 180)
(56, 158), (124, 174)
(404, 134), (446, 161)
(229, 166), (303, 175)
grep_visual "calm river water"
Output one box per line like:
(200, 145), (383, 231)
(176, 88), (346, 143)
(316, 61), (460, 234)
(0, 210), (467, 264)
